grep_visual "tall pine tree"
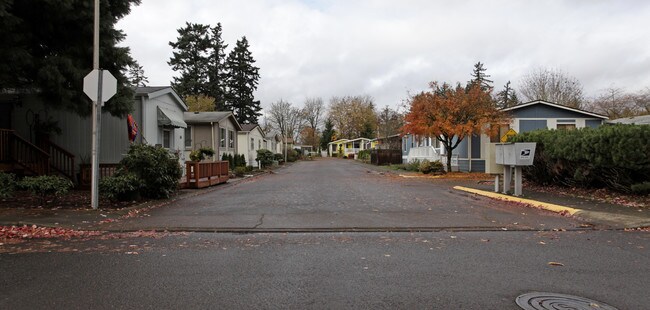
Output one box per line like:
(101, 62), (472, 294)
(320, 119), (335, 150)
(468, 61), (494, 92)
(168, 22), (211, 99)
(495, 81), (520, 109)
(0, 0), (141, 117)
(206, 23), (228, 111)
(224, 36), (261, 124)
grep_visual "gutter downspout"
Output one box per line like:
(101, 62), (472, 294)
(141, 96), (146, 144)
(468, 135), (472, 172)
(211, 122), (215, 161)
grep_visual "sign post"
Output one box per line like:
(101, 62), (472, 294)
(83, 0), (118, 209)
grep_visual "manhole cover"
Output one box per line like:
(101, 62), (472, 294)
(516, 292), (618, 310)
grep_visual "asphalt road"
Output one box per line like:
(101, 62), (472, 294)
(2, 158), (648, 309)
(101, 158), (578, 231)
(1, 231), (649, 309)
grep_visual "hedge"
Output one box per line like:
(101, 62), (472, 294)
(511, 124), (650, 193)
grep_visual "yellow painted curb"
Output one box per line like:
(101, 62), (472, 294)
(453, 186), (580, 215)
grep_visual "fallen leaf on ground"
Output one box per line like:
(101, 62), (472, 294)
(547, 262), (564, 266)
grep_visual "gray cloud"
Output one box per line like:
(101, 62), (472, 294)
(117, 0), (650, 110)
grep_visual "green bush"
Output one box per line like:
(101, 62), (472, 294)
(406, 159), (420, 171)
(358, 150), (371, 162)
(18, 175), (73, 205)
(287, 149), (298, 162)
(99, 173), (142, 201)
(256, 149), (274, 167)
(512, 124), (650, 193)
(117, 144), (182, 199)
(0, 172), (16, 198)
(419, 160), (433, 174)
(189, 147), (215, 162)
(234, 166), (248, 177)
(430, 160), (445, 174)
(631, 182), (650, 195)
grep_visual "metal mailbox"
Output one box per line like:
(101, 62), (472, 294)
(494, 142), (537, 196)
(495, 143), (536, 166)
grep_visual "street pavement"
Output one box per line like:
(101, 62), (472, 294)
(98, 158), (580, 232)
(1, 157), (649, 309)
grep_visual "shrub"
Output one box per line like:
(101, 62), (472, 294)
(227, 153), (234, 169)
(358, 150), (371, 162)
(234, 166), (248, 177)
(0, 172), (16, 198)
(512, 124), (650, 193)
(406, 159), (420, 171)
(221, 153), (228, 161)
(189, 147), (215, 162)
(430, 160), (445, 174)
(99, 173), (142, 201)
(287, 149), (298, 162)
(117, 144), (182, 199)
(18, 175), (73, 205)
(631, 182), (650, 195)
(419, 160), (433, 174)
(256, 149), (274, 167)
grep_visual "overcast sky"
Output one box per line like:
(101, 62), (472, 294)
(117, 0), (650, 111)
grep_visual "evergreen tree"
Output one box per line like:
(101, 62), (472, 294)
(207, 23), (228, 110)
(495, 81), (520, 109)
(126, 60), (148, 87)
(0, 0), (141, 117)
(168, 22), (211, 99)
(320, 119), (335, 150)
(468, 61), (494, 92)
(224, 36), (261, 124)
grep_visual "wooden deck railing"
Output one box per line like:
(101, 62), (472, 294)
(0, 129), (50, 176)
(184, 161), (229, 189)
(78, 163), (119, 188)
(0, 129), (10, 162)
(45, 140), (75, 180)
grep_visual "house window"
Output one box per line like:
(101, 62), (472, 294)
(184, 127), (192, 148)
(229, 130), (234, 148)
(557, 124), (576, 130)
(251, 138), (255, 150)
(163, 129), (171, 149)
(220, 128), (226, 148)
(258, 140), (261, 150)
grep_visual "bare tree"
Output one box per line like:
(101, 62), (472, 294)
(301, 97), (324, 150)
(518, 68), (585, 108)
(267, 99), (304, 141)
(586, 86), (650, 118)
(328, 95), (377, 139)
(633, 87), (650, 115)
(376, 106), (403, 149)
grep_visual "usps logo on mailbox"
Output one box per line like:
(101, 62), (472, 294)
(520, 149), (531, 159)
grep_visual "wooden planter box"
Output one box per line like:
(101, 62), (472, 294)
(182, 161), (229, 189)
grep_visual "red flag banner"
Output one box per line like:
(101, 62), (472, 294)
(127, 114), (138, 143)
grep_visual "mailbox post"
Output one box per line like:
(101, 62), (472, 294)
(495, 143), (536, 196)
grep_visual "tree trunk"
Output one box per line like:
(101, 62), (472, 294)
(446, 146), (453, 172)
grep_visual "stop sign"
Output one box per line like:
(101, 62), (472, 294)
(83, 69), (117, 104)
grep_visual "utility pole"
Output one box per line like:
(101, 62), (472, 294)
(91, 0), (101, 209)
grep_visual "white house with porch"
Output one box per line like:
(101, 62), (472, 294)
(237, 124), (266, 167)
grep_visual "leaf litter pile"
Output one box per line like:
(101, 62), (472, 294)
(0, 224), (184, 254)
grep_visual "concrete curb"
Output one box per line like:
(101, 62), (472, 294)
(453, 186), (580, 215)
(453, 186), (650, 229)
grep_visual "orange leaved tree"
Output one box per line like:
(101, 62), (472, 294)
(402, 81), (507, 171)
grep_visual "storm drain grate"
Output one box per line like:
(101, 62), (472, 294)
(516, 292), (618, 310)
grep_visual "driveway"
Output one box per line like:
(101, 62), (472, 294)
(102, 158), (579, 231)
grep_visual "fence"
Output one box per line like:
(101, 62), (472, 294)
(370, 149), (402, 165)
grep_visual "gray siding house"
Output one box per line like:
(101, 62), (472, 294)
(402, 100), (608, 172)
(183, 111), (242, 161)
(2, 86), (188, 175)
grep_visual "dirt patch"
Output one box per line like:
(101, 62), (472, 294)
(526, 183), (649, 209)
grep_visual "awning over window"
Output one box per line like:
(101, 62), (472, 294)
(157, 106), (187, 128)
